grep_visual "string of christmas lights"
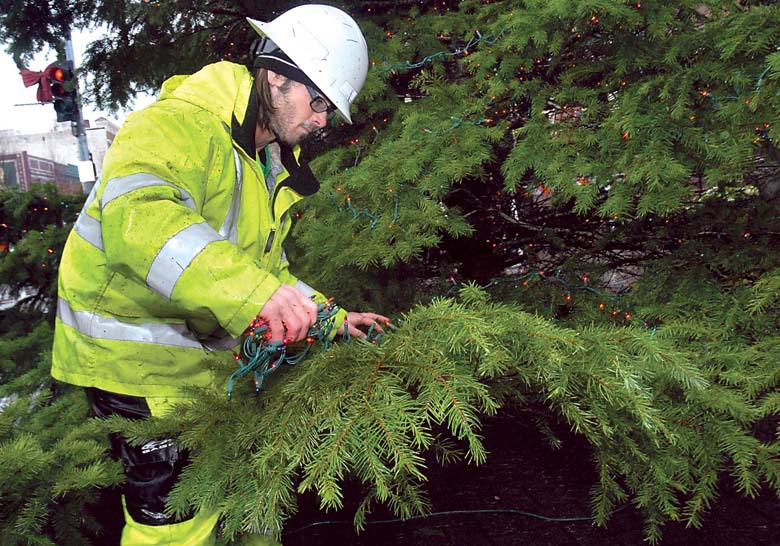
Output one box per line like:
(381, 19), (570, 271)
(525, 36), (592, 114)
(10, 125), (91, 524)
(382, 28), (508, 73)
(423, 115), (490, 134)
(327, 189), (400, 230)
(692, 65), (776, 144)
(0, 222), (62, 268)
(226, 300), (386, 399)
(445, 269), (636, 323)
(227, 300), (340, 399)
(701, 65), (773, 105)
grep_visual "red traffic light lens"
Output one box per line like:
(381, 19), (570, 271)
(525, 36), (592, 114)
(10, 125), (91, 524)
(53, 68), (65, 82)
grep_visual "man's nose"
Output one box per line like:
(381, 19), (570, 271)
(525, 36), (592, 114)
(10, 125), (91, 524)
(311, 110), (328, 127)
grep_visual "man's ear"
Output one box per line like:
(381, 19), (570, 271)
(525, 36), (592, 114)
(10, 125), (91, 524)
(266, 70), (286, 88)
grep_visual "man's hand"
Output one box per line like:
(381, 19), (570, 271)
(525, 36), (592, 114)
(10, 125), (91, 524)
(338, 311), (391, 339)
(258, 285), (318, 343)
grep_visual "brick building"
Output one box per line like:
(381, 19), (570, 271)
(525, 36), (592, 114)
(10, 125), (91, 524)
(0, 151), (81, 194)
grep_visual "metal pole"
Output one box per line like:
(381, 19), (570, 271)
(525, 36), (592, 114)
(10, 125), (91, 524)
(65, 32), (94, 193)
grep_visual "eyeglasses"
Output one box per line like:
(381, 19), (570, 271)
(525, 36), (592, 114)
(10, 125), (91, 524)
(305, 85), (336, 114)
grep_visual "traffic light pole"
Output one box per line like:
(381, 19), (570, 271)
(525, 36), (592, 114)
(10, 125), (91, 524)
(65, 33), (94, 193)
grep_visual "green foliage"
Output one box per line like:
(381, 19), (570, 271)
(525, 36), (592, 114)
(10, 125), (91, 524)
(0, 187), (84, 320)
(2, 2), (780, 545)
(270, 2), (780, 531)
(289, 0), (780, 294)
(0, 0), (298, 111)
(111, 271), (779, 544)
(0, 349), (123, 545)
(0, 186), (120, 545)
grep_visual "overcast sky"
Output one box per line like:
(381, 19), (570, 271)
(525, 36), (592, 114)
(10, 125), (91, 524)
(1, 29), (153, 133)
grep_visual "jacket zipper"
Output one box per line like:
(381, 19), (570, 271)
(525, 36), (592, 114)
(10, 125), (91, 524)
(264, 229), (275, 253)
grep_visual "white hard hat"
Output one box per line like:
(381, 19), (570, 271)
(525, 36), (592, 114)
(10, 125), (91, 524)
(247, 5), (369, 124)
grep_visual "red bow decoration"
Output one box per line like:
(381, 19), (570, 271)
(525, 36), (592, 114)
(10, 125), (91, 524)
(20, 68), (54, 103)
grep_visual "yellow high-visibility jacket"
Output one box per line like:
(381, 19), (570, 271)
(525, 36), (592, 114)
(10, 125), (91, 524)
(52, 61), (342, 400)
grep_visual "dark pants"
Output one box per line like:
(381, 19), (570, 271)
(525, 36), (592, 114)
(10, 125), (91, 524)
(85, 388), (194, 526)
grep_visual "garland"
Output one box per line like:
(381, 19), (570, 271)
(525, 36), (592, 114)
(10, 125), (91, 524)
(226, 301), (386, 399)
(226, 301), (340, 399)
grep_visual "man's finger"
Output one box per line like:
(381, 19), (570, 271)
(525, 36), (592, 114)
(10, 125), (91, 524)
(267, 317), (285, 342)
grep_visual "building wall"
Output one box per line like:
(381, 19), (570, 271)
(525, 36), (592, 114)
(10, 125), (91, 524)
(0, 117), (119, 192)
(0, 151), (81, 194)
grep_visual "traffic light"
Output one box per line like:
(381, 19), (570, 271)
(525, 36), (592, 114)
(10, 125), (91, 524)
(46, 61), (79, 123)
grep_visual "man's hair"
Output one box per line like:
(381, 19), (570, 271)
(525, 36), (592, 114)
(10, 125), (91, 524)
(255, 68), (275, 130)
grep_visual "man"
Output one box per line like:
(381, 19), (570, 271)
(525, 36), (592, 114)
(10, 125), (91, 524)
(51, 5), (387, 545)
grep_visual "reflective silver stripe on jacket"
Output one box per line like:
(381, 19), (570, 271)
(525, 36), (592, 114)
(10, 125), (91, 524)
(147, 222), (224, 300)
(73, 174), (199, 251)
(73, 183), (104, 250)
(201, 335), (240, 351)
(101, 173), (198, 212)
(57, 297), (237, 352)
(219, 149), (243, 244)
(294, 280), (316, 298)
(74, 213), (104, 250)
(57, 297), (203, 349)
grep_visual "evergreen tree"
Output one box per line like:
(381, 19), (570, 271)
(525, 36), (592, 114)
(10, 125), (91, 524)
(2, 1), (780, 544)
(0, 186), (124, 545)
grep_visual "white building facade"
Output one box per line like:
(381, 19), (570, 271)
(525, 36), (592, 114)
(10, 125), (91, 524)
(0, 117), (119, 193)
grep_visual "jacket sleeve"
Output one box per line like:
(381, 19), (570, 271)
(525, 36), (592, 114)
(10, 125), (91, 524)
(98, 103), (281, 339)
(275, 253), (348, 339)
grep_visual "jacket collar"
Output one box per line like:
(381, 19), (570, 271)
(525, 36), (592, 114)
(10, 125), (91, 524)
(278, 143), (320, 196)
(231, 87), (258, 159)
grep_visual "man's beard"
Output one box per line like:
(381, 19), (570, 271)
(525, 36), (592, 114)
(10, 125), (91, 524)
(268, 88), (319, 146)
(270, 117), (318, 147)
